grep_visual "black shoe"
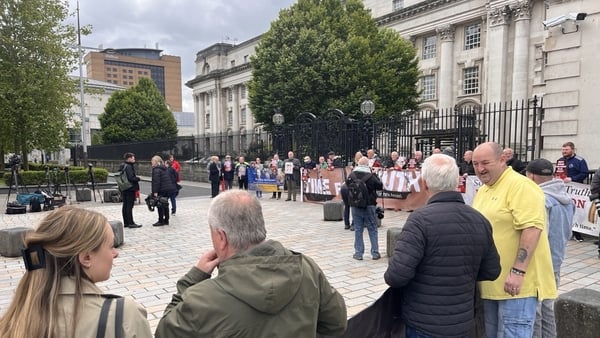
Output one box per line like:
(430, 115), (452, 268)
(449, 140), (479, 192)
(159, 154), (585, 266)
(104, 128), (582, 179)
(171, 210), (176, 215)
(344, 225), (350, 230)
(123, 224), (129, 228)
(285, 199), (291, 201)
(353, 254), (363, 261)
(350, 226), (355, 231)
(128, 223), (142, 228)
(153, 222), (165, 226)
(372, 254), (381, 260)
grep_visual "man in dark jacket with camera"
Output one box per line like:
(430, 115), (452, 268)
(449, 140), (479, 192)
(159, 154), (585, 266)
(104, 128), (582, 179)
(348, 157), (383, 260)
(120, 152), (142, 228)
(384, 154), (501, 338)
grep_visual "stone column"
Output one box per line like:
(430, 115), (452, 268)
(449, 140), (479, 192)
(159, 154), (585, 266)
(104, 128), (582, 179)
(196, 94), (204, 135)
(233, 85), (240, 131)
(486, 6), (512, 103)
(511, 1), (531, 102)
(436, 24), (455, 110)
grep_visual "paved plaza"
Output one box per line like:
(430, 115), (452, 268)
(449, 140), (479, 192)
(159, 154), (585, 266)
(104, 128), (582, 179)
(2, 181), (600, 333)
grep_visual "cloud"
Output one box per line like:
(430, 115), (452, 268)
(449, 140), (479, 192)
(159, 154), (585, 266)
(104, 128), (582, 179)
(68, 0), (296, 111)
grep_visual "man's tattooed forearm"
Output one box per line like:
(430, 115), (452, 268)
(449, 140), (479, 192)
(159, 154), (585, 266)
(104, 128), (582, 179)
(517, 248), (528, 262)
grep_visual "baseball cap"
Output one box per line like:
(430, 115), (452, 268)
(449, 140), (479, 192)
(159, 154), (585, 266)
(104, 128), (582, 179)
(526, 158), (554, 176)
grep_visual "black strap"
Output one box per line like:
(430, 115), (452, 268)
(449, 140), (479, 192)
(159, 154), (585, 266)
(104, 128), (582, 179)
(97, 298), (113, 338)
(115, 297), (124, 338)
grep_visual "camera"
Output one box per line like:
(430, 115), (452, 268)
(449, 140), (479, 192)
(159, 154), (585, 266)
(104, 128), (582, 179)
(543, 12), (587, 28)
(376, 206), (385, 219)
(145, 195), (158, 211)
(8, 154), (21, 168)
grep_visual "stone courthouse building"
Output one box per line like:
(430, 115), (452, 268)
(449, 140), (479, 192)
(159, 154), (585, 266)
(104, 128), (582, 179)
(186, 0), (600, 166)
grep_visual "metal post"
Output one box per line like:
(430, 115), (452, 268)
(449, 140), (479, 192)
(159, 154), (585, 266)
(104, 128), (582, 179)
(77, 0), (87, 166)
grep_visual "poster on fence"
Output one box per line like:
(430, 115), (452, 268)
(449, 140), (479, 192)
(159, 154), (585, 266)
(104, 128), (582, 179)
(299, 167), (599, 238)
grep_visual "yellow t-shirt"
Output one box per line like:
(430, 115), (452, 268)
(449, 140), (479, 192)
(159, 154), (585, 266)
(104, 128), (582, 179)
(473, 168), (557, 301)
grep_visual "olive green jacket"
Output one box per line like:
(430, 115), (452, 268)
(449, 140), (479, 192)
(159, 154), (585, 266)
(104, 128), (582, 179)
(155, 240), (347, 337)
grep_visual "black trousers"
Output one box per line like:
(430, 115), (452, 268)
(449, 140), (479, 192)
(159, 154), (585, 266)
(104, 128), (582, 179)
(121, 190), (136, 225)
(157, 194), (169, 224)
(211, 180), (220, 197)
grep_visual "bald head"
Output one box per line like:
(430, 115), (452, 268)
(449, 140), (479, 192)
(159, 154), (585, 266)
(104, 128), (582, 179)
(472, 142), (506, 186)
(358, 157), (370, 166)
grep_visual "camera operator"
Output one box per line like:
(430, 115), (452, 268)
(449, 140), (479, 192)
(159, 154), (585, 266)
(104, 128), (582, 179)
(348, 157), (383, 261)
(590, 167), (600, 258)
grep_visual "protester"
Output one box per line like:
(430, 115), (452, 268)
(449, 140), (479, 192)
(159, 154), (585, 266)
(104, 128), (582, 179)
(222, 155), (234, 190)
(403, 150), (423, 169)
(119, 152), (142, 228)
(151, 155), (177, 226)
(472, 142), (556, 338)
(556, 141), (589, 242)
(459, 150), (475, 175)
(270, 154), (283, 199)
(526, 159), (575, 338)
(0, 206), (152, 338)
(208, 155), (221, 198)
(284, 151), (301, 201)
(503, 148), (525, 174)
(385, 154), (500, 338)
(366, 149), (381, 168)
(165, 160), (179, 215)
(235, 156), (250, 190)
(154, 190), (347, 337)
(254, 157), (264, 198)
(328, 150), (343, 168)
(348, 157), (383, 260)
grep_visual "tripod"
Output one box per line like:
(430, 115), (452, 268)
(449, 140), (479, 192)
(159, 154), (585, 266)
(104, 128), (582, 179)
(64, 165), (80, 205)
(87, 164), (102, 203)
(6, 164), (26, 206)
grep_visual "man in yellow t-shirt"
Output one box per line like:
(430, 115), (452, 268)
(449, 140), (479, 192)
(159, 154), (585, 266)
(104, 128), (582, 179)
(472, 142), (557, 338)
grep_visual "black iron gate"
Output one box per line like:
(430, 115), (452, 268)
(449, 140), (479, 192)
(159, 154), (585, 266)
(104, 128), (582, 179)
(272, 97), (542, 165)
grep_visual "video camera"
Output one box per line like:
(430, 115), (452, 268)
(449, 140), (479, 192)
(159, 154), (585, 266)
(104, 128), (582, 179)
(376, 206), (385, 219)
(8, 154), (21, 168)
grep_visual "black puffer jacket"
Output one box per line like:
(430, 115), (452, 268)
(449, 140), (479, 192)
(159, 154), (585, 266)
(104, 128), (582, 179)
(152, 165), (177, 195)
(384, 191), (500, 338)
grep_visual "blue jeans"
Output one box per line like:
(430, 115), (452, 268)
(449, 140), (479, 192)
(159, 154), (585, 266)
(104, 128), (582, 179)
(533, 272), (560, 338)
(484, 297), (538, 338)
(168, 191), (177, 213)
(351, 205), (379, 258)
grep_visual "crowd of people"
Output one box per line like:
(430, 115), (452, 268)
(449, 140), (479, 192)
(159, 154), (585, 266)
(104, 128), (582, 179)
(1, 140), (594, 337)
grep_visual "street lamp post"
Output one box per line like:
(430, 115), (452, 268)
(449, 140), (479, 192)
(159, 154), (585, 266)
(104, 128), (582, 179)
(360, 98), (375, 150)
(76, 0), (87, 167)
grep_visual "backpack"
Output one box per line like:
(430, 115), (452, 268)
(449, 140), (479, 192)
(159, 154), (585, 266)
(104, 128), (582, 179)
(346, 173), (372, 208)
(115, 168), (133, 192)
(29, 198), (42, 212)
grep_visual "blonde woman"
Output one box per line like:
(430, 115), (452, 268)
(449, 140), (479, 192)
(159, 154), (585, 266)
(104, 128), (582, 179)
(0, 206), (152, 338)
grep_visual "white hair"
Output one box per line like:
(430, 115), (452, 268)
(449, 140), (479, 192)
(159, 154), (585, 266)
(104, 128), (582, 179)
(421, 154), (459, 193)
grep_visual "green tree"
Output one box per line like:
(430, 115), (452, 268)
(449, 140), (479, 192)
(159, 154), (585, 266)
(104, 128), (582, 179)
(99, 77), (178, 143)
(248, 0), (420, 128)
(0, 0), (79, 167)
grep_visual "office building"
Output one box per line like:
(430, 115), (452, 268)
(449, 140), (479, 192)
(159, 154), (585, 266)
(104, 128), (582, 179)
(85, 48), (182, 111)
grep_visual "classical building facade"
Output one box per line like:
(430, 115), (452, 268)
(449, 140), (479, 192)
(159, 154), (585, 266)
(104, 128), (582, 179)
(187, 0), (600, 165)
(85, 48), (183, 111)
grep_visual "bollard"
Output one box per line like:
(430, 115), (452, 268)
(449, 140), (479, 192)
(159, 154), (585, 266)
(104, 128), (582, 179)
(555, 288), (600, 338)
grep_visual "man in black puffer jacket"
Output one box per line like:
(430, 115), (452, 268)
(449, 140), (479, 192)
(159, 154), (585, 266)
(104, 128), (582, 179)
(384, 154), (501, 338)
(151, 155), (177, 226)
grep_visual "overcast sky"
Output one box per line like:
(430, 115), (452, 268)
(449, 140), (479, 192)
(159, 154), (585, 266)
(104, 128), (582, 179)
(67, 0), (297, 111)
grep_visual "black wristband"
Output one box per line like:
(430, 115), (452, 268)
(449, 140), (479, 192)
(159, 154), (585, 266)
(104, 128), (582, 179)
(511, 267), (526, 276)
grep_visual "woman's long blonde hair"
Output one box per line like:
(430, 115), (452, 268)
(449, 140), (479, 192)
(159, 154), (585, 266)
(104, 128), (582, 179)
(0, 206), (109, 338)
